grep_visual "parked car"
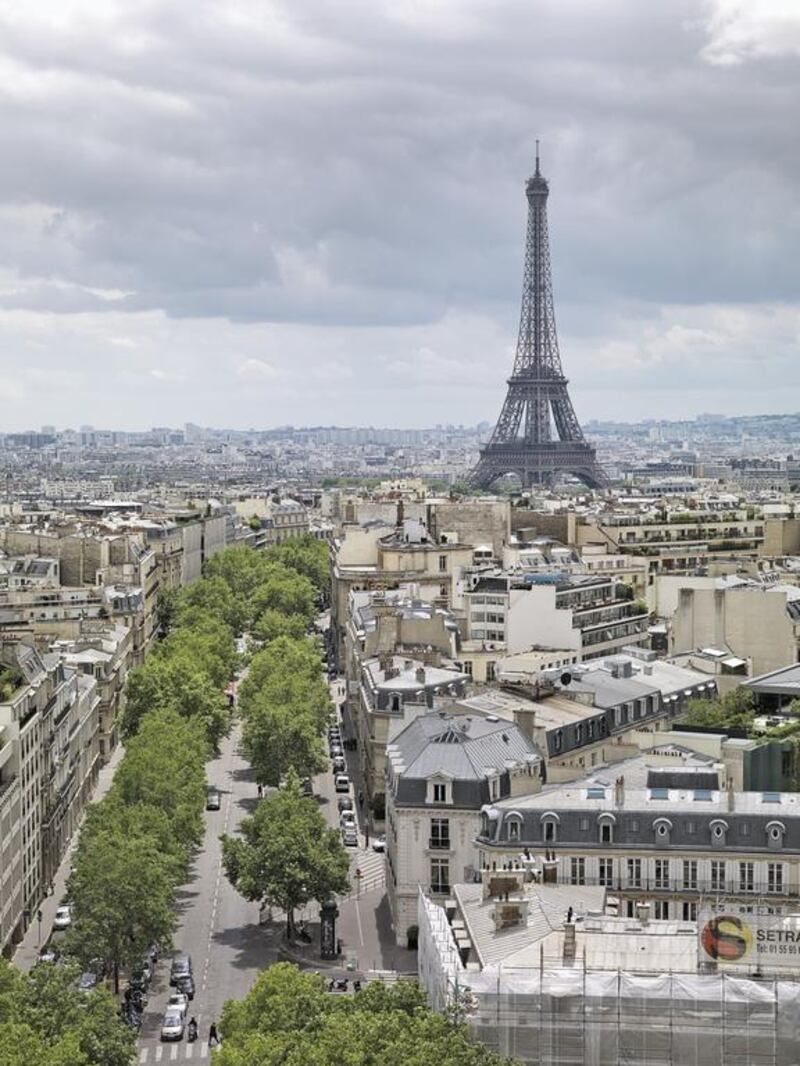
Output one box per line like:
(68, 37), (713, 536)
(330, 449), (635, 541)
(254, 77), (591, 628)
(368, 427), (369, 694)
(175, 974), (195, 1000)
(129, 968), (149, 992)
(337, 796), (354, 813)
(167, 992), (189, 1017)
(332, 756), (346, 774)
(342, 826), (358, 847)
(328, 727), (341, 741)
(372, 835), (387, 853)
(206, 789), (221, 811)
(38, 945), (59, 964)
(334, 774), (350, 793)
(77, 972), (98, 993)
(161, 1011), (185, 1042)
(169, 954), (193, 986)
(340, 810), (356, 828)
(53, 906), (71, 930)
(301, 778), (314, 797)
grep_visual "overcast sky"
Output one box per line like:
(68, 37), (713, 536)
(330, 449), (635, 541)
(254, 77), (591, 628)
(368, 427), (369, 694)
(0, 0), (798, 431)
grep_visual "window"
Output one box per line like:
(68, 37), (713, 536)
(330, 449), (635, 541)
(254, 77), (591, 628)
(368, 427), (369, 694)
(654, 859), (670, 890)
(739, 862), (755, 893)
(570, 857), (586, 886)
(682, 860), (698, 890)
(693, 789), (713, 801)
(682, 901), (697, 921)
(507, 819), (520, 842)
(432, 783), (447, 804)
(430, 818), (450, 849)
(627, 858), (642, 888)
(762, 792), (781, 804)
(654, 900), (670, 920)
(599, 821), (613, 844)
(554, 730), (563, 753)
(463, 661), (473, 678)
(711, 861), (726, 892)
(598, 858), (614, 887)
(686, 821), (696, 835)
(486, 661), (496, 682)
(650, 787), (669, 800)
(579, 817), (589, 831)
(543, 820), (557, 844)
(587, 786), (606, 800)
(430, 858), (450, 894)
(768, 863), (784, 894)
(439, 554), (447, 572)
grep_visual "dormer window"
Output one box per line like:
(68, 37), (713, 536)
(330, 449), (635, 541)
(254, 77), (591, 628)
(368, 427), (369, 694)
(710, 819), (728, 847)
(541, 812), (560, 844)
(653, 817), (672, 843)
(766, 821), (786, 850)
(428, 778), (452, 805)
(598, 813), (616, 844)
(506, 815), (522, 842)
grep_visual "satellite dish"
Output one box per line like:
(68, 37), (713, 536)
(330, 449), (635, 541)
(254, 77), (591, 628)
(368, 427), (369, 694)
(560, 672), (572, 686)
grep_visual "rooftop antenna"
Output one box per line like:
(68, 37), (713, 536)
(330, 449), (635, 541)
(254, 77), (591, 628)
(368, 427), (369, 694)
(535, 139), (540, 176)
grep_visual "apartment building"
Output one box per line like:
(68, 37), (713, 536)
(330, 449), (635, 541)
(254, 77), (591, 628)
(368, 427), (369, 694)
(53, 622), (132, 762)
(385, 710), (541, 942)
(0, 639), (100, 955)
(476, 748), (800, 922)
(330, 519), (474, 669)
(460, 571), (650, 659)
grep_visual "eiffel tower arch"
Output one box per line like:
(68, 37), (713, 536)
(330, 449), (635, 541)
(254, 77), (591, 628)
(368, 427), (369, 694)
(469, 150), (608, 491)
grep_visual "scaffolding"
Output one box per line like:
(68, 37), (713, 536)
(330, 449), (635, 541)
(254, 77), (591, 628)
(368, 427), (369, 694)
(418, 892), (800, 1066)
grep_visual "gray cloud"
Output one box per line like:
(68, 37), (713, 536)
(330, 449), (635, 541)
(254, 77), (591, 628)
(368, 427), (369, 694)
(0, 0), (798, 429)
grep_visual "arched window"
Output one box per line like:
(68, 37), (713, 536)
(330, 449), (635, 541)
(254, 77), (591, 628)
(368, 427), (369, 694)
(598, 813), (616, 845)
(540, 812), (560, 844)
(506, 815), (522, 842)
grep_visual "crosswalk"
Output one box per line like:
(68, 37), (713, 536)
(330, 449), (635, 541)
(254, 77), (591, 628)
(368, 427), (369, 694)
(347, 847), (385, 897)
(138, 1044), (214, 1063)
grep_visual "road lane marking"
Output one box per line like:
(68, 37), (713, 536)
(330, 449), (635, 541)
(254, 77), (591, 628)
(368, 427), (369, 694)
(201, 1042), (209, 1057)
(138, 1052), (148, 1065)
(170, 1047), (178, 1061)
(185, 1045), (193, 1060)
(155, 1048), (163, 1063)
(355, 898), (365, 946)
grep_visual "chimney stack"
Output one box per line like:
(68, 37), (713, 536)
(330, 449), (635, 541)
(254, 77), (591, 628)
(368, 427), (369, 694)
(636, 901), (651, 926)
(615, 776), (625, 808)
(563, 921), (577, 962)
(416, 666), (426, 685)
(727, 777), (735, 813)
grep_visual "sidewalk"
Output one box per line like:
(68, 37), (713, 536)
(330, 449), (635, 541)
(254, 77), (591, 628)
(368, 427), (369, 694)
(12, 743), (126, 973)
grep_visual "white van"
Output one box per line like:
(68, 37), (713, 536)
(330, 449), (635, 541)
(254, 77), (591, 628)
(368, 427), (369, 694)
(334, 774), (350, 793)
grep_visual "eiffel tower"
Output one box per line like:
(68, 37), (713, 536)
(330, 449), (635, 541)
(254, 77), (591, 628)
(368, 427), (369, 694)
(469, 148), (608, 490)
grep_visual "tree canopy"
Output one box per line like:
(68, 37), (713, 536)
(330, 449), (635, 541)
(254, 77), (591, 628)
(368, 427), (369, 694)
(221, 773), (349, 934)
(213, 964), (513, 1066)
(680, 686), (757, 733)
(0, 958), (135, 1066)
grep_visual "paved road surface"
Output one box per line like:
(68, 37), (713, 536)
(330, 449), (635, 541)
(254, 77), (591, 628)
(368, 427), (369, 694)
(136, 723), (278, 1058)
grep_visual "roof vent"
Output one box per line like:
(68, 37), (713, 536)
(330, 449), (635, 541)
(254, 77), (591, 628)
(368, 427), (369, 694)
(486, 715), (499, 723)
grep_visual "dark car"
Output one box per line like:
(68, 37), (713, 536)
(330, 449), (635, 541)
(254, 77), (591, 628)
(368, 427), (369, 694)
(129, 969), (149, 992)
(175, 974), (195, 1000)
(337, 796), (353, 813)
(206, 789), (221, 811)
(169, 954), (193, 986)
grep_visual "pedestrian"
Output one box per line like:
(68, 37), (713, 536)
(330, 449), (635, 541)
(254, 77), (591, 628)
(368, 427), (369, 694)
(358, 790), (364, 808)
(209, 1022), (220, 1046)
(257, 784), (263, 799)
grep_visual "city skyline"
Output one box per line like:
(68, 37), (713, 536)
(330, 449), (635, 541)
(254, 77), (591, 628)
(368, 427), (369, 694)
(0, 1), (798, 430)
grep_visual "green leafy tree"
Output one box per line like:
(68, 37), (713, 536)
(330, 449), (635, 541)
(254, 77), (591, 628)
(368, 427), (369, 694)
(221, 773), (349, 936)
(0, 959), (135, 1066)
(241, 691), (327, 787)
(113, 710), (208, 848)
(155, 587), (180, 638)
(163, 608), (238, 687)
(251, 609), (309, 645)
(121, 654), (229, 749)
(177, 577), (246, 634)
(214, 964), (512, 1066)
(264, 536), (330, 597)
(204, 548), (269, 601)
(249, 566), (316, 623)
(66, 821), (177, 992)
(239, 637), (327, 721)
(680, 686), (757, 733)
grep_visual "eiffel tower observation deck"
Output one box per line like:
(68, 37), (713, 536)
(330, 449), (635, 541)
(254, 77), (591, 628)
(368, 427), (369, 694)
(469, 149), (608, 491)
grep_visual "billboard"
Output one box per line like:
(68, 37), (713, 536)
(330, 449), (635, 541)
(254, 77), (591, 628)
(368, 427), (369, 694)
(698, 906), (800, 973)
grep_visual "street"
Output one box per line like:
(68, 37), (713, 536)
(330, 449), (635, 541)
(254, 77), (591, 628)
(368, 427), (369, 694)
(136, 723), (277, 1063)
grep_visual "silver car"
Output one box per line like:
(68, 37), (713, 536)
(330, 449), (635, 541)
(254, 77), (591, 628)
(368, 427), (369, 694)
(160, 1011), (185, 1042)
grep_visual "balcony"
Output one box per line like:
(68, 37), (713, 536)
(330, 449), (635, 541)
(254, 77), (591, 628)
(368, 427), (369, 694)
(429, 837), (452, 851)
(569, 873), (796, 897)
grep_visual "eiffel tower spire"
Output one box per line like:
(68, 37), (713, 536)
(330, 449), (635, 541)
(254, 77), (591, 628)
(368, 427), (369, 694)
(469, 154), (608, 490)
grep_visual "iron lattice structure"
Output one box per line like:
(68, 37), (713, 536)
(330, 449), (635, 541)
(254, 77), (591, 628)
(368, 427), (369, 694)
(469, 151), (608, 490)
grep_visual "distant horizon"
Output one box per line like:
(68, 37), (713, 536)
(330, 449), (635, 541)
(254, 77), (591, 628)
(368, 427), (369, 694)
(6, 408), (800, 437)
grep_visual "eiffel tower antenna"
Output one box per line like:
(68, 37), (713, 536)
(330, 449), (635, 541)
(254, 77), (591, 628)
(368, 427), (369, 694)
(468, 157), (608, 491)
